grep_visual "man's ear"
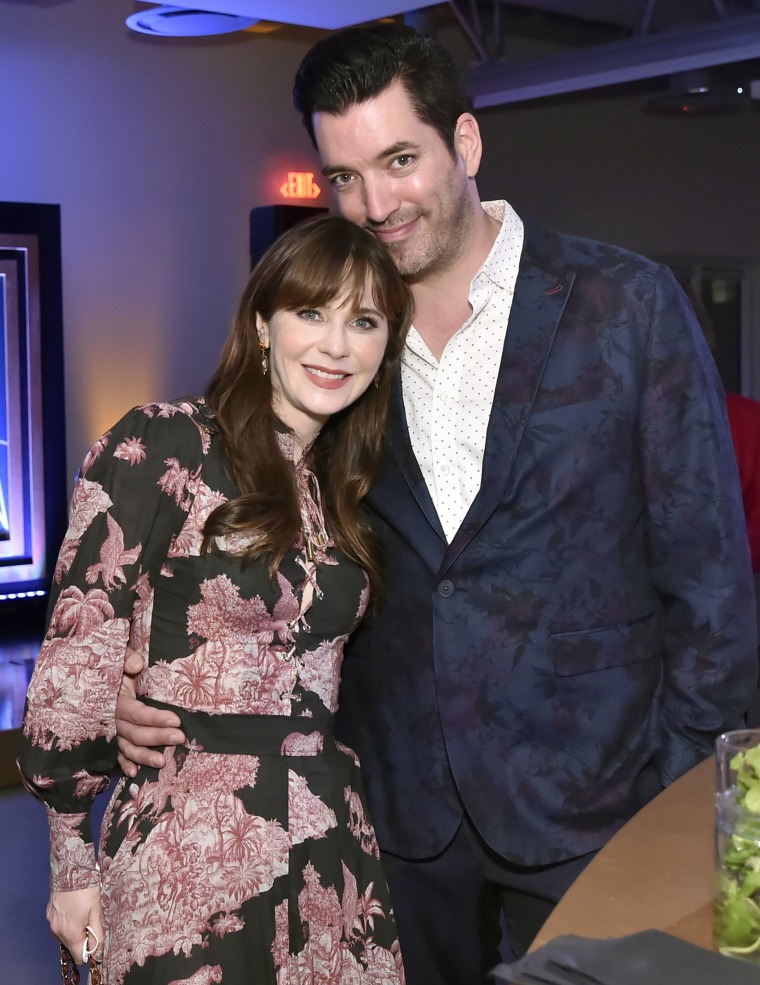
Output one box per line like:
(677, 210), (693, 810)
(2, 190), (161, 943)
(255, 312), (269, 348)
(453, 113), (483, 179)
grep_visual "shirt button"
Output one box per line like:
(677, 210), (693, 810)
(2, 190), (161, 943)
(440, 465), (450, 475)
(437, 579), (455, 597)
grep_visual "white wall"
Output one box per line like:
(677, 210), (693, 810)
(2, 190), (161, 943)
(0, 0), (321, 482)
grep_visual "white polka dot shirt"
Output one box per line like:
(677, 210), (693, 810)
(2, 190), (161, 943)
(401, 200), (524, 543)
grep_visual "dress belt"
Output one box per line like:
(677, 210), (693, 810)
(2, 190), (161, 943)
(141, 696), (335, 756)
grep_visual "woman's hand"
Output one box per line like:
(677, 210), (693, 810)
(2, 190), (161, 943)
(47, 885), (104, 963)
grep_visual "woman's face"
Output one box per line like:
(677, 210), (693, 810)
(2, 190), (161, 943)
(257, 285), (389, 447)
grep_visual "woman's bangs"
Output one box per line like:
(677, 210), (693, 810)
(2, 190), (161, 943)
(277, 248), (375, 313)
(335, 248), (402, 323)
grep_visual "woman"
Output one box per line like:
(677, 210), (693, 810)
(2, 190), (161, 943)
(18, 215), (412, 984)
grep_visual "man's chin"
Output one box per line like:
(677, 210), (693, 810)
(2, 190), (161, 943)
(392, 250), (437, 283)
(383, 241), (422, 278)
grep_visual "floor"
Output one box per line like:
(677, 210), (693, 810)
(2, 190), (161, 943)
(0, 783), (61, 982)
(0, 776), (110, 983)
(0, 631), (61, 983)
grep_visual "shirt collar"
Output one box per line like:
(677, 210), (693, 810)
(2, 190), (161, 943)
(403, 200), (523, 360)
(475, 200), (524, 293)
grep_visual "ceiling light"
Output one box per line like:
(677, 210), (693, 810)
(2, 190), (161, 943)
(645, 69), (749, 116)
(135, 0), (439, 31)
(126, 6), (258, 37)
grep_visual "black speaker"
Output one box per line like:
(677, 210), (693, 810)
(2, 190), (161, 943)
(249, 204), (328, 269)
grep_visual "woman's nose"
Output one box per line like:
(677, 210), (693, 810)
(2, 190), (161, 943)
(319, 322), (350, 359)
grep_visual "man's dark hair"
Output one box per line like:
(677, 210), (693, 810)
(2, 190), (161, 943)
(293, 23), (469, 156)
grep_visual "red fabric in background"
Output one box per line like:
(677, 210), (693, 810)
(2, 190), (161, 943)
(727, 392), (760, 572)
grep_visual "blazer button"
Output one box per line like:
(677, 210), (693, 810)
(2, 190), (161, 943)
(437, 579), (455, 597)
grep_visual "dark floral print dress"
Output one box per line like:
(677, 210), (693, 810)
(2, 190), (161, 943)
(18, 400), (405, 985)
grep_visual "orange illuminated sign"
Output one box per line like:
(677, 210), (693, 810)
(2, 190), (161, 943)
(279, 171), (321, 199)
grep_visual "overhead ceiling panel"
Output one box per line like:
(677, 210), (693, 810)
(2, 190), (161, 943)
(465, 11), (760, 106)
(498, 0), (760, 28)
(501, 0), (642, 25)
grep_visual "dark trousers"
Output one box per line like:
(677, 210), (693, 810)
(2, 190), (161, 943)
(381, 815), (595, 985)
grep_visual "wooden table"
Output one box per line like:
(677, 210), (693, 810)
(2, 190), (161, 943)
(531, 755), (715, 951)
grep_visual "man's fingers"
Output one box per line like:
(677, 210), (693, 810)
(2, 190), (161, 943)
(116, 734), (166, 772)
(122, 646), (144, 677)
(115, 722), (185, 760)
(114, 692), (184, 772)
(117, 747), (142, 777)
(115, 691), (182, 729)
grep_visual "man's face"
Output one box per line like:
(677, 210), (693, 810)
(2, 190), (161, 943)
(313, 81), (474, 282)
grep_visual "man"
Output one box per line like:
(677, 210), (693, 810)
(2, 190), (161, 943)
(116, 24), (757, 985)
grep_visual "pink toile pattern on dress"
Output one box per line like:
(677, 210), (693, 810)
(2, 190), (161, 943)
(18, 400), (404, 984)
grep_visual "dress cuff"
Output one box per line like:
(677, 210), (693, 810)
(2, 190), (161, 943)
(48, 808), (100, 892)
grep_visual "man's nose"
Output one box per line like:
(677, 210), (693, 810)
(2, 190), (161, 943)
(362, 174), (398, 225)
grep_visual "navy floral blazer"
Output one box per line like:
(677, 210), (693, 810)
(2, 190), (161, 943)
(336, 218), (758, 866)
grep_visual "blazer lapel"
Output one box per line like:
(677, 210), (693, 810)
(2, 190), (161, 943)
(365, 375), (447, 572)
(443, 221), (575, 571)
(384, 376), (446, 538)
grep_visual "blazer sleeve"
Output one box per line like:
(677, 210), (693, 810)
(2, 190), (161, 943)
(640, 268), (757, 784)
(17, 402), (204, 891)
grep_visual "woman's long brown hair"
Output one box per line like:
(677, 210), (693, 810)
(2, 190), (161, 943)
(203, 215), (412, 601)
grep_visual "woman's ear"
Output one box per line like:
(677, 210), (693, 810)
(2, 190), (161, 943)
(453, 113), (483, 179)
(255, 312), (269, 349)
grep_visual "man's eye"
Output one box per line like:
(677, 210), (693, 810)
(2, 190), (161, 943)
(392, 155), (414, 168)
(330, 173), (354, 188)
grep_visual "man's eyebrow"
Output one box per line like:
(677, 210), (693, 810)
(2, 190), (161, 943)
(321, 141), (421, 177)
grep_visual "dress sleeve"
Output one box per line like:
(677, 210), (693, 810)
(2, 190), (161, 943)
(17, 402), (205, 890)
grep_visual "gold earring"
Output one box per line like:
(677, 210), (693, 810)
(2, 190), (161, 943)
(258, 339), (268, 375)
